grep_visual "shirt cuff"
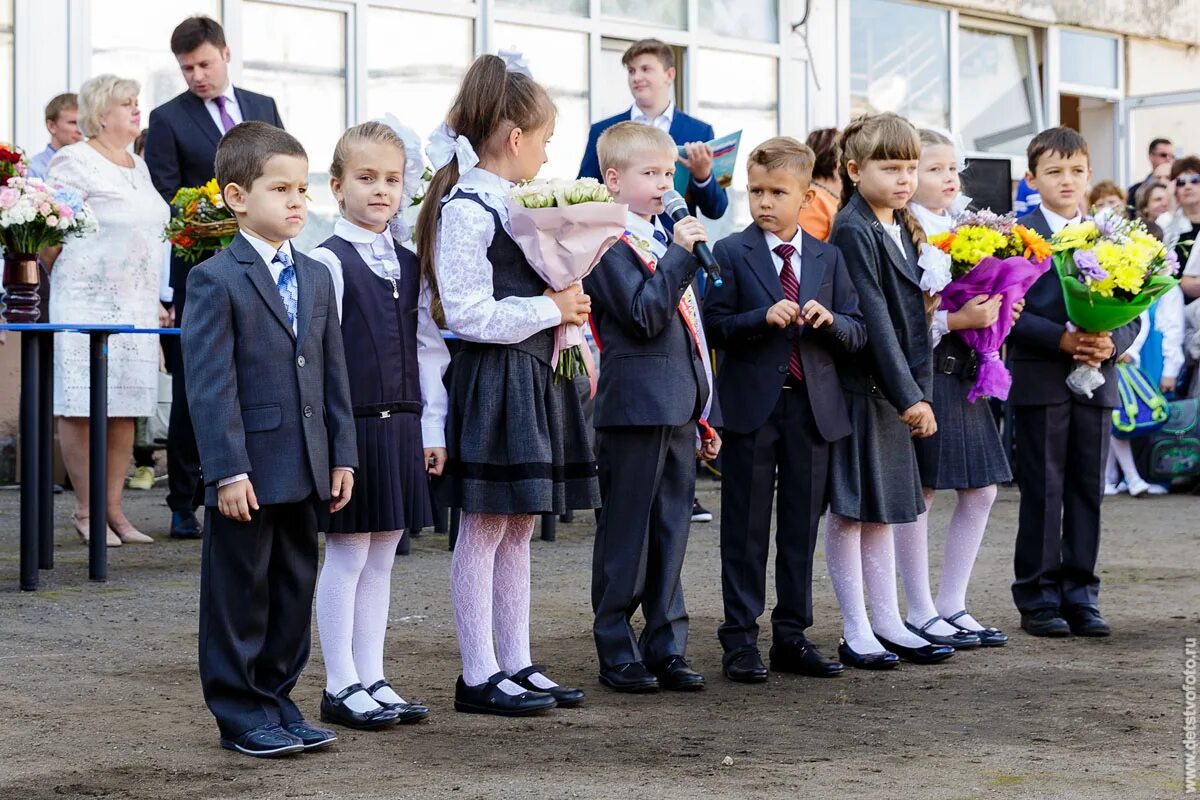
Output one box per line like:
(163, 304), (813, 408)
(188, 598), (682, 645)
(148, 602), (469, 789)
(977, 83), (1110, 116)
(422, 424), (447, 449)
(692, 174), (713, 188)
(217, 473), (248, 488)
(334, 467), (354, 474)
(534, 295), (563, 327)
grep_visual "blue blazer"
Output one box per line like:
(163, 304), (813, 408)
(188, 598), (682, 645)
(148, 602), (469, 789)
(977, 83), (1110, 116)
(578, 108), (729, 224)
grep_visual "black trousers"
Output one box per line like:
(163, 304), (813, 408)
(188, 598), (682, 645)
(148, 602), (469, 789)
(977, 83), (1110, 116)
(1012, 401), (1107, 613)
(166, 281), (202, 512)
(199, 498), (319, 739)
(591, 424), (695, 669)
(718, 387), (828, 654)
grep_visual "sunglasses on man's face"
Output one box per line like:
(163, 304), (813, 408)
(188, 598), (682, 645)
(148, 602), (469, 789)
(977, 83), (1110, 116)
(1177, 175), (1200, 187)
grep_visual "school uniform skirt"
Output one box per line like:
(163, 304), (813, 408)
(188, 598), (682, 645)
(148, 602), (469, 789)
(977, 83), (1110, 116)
(443, 344), (600, 515)
(828, 388), (926, 524)
(914, 340), (1012, 490)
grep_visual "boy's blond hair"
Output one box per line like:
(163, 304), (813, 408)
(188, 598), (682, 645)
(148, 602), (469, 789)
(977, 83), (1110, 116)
(597, 121), (676, 175)
(747, 136), (815, 184)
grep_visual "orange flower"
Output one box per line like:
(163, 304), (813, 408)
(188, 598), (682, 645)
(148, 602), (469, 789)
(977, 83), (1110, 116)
(1014, 225), (1051, 262)
(935, 232), (955, 253)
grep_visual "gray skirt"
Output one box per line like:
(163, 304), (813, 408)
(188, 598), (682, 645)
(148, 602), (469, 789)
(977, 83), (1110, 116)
(829, 390), (926, 524)
(443, 344), (600, 515)
(915, 370), (1012, 490)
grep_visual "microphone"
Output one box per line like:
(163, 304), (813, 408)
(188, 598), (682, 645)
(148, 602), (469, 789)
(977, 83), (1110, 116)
(662, 189), (722, 288)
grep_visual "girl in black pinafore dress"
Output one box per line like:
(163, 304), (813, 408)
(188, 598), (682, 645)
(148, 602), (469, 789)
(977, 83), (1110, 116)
(311, 121), (449, 730)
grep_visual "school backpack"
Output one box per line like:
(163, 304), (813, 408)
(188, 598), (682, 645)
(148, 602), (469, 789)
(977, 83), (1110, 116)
(1133, 397), (1200, 481)
(1111, 363), (1169, 439)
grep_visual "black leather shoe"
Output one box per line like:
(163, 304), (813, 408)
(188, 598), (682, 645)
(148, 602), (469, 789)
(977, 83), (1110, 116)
(1064, 605), (1110, 637)
(945, 610), (1008, 647)
(1020, 608), (1071, 638)
(219, 723), (304, 758)
(510, 665), (585, 708)
(283, 720), (337, 750)
(874, 633), (955, 665)
(905, 616), (982, 649)
(647, 656), (705, 691)
(770, 638), (845, 677)
(722, 648), (768, 683)
(169, 509), (202, 539)
(455, 672), (557, 716)
(837, 639), (899, 670)
(365, 679), (429, 723)
(598, 662), (659, 693)
(320, 683), (401, 730)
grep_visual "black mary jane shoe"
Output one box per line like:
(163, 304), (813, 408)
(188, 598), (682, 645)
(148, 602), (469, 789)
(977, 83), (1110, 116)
(283, 720), (338, 750)
(320, 683), (401, 731)
(945, 610), (1009, 647)
(874, 633), (955, 665)
(219, 723), (304, 758)
(510, 665), (586, 708)
(837, 639), (899, 671)
(454, 671), (558, 717)
(905, 615), (982, 649)
(365, 679), (430, 723)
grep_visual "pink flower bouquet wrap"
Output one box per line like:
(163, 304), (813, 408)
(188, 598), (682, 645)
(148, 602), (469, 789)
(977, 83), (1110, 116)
(507, 178), (628, 391)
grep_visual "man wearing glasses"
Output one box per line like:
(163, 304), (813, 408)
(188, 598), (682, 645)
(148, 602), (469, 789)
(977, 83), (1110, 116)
(1127, 137), (1175, 208)
(1168, 155), (1200, 301)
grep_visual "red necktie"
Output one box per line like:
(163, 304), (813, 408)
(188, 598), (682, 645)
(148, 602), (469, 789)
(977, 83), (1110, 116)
(774, 243), (804, 381)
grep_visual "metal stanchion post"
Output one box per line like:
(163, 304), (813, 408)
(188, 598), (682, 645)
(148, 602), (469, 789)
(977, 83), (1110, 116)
(37, 330), (54, 570)
(88, 331), (109, 582)
(18, 331), (41, 591)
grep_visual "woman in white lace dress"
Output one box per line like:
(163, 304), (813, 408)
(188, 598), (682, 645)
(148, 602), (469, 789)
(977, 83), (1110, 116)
(44, 74), (169, 546)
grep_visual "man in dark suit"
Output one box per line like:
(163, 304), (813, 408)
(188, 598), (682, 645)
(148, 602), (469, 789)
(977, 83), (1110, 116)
(1126, 137), (1173, 208)
(1009, 127), (1141, 639)
(705, 138), (866, 683)
(145, 15), (285, 539)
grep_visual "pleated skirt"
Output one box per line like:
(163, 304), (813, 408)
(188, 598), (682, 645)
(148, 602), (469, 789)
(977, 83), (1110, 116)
(828, 390), (926, 524)
(326, 410), (432, 535)
(915, 372), (1012, 490)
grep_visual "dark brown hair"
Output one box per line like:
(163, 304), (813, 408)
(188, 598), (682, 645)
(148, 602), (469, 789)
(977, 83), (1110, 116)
(747, 136), (815, 183)
(44, 93), (78, 122)
(1027, 126), (1089, 174)
(622, 39), (675, 71)
(1149, 137), (1172, 155)
(1134, 179), (1169, 219)
(133, 129), (148, 157)
(170, 15), (226, 55)
(805, 127), (840, 181)
(1170, 155), (1200, 180)
(415, 54), (555, 319)
(215, 121), (306, 192)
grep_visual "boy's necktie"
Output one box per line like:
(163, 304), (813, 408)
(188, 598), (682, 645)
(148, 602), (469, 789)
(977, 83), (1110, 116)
(274, 250), (298, 330)
(653, 228), (670, 248)
(214, 96), (237, 133)
(773, 242), (804, 381)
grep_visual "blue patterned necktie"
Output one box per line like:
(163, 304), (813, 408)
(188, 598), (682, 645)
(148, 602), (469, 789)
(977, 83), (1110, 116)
(653, 228), (669, 248)
(274, 249), (298, 330)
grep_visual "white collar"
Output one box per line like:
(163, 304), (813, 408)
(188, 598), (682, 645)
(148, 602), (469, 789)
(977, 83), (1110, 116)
(764, 228), (802, 254)
(240, 230), (293, 271)
(910, 202), (955, 236)
(631, 98), (675, 125)
(625, 211), (665, 240)
(456, 167), (514, 199)
(334, 216), (393, 248)
(1040, 205), (1081, 234)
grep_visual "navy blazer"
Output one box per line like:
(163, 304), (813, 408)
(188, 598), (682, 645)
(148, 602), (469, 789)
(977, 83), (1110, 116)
(144, 87), (284, 205)
(706, 224), (866, 440)
(1007, 206), (1141, 408)
(585, 239), (710, 429)
(828, 192), (933, 413)
(578, 107), (729, 224)
(181, 234), (357, 507)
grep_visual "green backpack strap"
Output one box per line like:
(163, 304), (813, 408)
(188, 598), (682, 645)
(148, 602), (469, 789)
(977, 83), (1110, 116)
(1113, 362), (1169, 433)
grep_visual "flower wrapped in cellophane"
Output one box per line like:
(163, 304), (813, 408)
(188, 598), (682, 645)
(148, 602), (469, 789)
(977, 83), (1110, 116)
(1051, 216), (1180, 397)
(163, 178), (237, 262)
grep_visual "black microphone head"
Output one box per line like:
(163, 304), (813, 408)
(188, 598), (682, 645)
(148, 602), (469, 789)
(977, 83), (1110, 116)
(661, 189), (688, 220)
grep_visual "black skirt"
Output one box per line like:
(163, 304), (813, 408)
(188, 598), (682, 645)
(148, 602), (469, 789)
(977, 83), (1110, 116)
(828, 389), (926, 524)
(443, 345), (600, 515)
(915, 369), (1012, 490)
(327, 410), (432, 535)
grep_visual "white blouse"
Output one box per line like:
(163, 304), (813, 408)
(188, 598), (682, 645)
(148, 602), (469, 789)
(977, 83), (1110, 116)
(434, 167), (561, 344)
(911, 203), (955, 347)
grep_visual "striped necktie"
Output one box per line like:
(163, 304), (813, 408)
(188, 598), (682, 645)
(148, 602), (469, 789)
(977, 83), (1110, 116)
(773, 242), (804, 381)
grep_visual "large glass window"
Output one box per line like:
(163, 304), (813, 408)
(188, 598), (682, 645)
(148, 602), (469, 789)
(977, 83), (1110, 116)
(959, 26), (1039, 158)
(699, 0), (778, 43)
(0, 0), (11, 144)
(493, 22), (589, 179)
(241, 1), (348, 249)
(496, 0), (587, 15)
(1060, 30), (1118, 90)
(850, 0), (949, 128)
(367, 7), (473, 145)
(90, 1), (221, 117)
(601, 0), (685, 29)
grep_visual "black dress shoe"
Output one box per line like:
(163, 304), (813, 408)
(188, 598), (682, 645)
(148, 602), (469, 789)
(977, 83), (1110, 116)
(647, 656), (705, 691)
(1020, 608), (1071, 638)
(874, 633), (956, 665)
(945, 610), (1009, 647)
(598, 662), (659, 693)
(1064, 605), (1110, 637)
(283, 720), (338, 750)
(837, 640), (899, 670)
(770, 638), (845, 677)
(722, 648), (768, 683)
(455, 672), (557, 716)
(219, 723), (304, 758)
(510, 665), (585, 708)
(905, 616), (982, 649)
(169, 509), (202, 539)
(365, 679), (429, 723)
(320, 683), (401, 730)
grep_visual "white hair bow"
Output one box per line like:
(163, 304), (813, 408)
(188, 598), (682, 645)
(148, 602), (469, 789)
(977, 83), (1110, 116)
(371, 113), (429, 242)
(427, 121), (479, 174)
(497, 48), (532, 78)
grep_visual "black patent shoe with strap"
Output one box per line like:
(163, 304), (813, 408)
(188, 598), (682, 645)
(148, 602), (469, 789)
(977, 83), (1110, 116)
(454, 671), (558, 716)
(320, 682), (401, 731)
(365, 679), (430, 723)
(510, 665), (585, 708)
(945, 610), (1009, 647)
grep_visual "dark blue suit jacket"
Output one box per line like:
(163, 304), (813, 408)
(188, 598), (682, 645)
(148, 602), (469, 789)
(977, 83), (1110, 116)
(578, 107), (729, 224)
(706, 225), (866, 439)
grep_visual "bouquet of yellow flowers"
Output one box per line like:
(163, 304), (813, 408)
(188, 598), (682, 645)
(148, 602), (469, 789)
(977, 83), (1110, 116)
(163, 179), (237, 262)
(1051, 215), (1179, 397)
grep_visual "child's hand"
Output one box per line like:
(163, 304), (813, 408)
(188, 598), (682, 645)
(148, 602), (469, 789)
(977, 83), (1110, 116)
(330, 469), (354, 513)
(679, 142), (715, 182)
(765, 299), (800, 328)
(698, 430), (722, 462)
(425, 447), (448, 476)
(1010, 298), (1025, 325)
(1162, 376), (1177, 394)
(948, 294), (1001, 331)
(800, 300), (833, 329)
(671, 215), (708, 254)
(1071, 331), (1115, 367)
(900, 401), (937, 438)
(546, 283), (591, 326)
(217, 479), (259, 521)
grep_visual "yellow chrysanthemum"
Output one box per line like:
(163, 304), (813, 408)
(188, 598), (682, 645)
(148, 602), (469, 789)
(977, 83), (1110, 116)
(947, 225), (1007, 266)
(1051, 220), (1100, 251)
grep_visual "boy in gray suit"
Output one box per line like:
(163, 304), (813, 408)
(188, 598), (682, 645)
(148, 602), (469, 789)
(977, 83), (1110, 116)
(182, 121), (357, 757)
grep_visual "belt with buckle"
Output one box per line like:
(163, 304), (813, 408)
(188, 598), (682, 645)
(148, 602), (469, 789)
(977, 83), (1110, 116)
(353, 400), (421, 419)
(936, 351), (979, 379)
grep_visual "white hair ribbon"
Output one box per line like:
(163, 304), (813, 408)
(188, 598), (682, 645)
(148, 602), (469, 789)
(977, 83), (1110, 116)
(426, 121), (479, 174)
(371, 113), (429, 242)
(497, 48), (532, 78)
